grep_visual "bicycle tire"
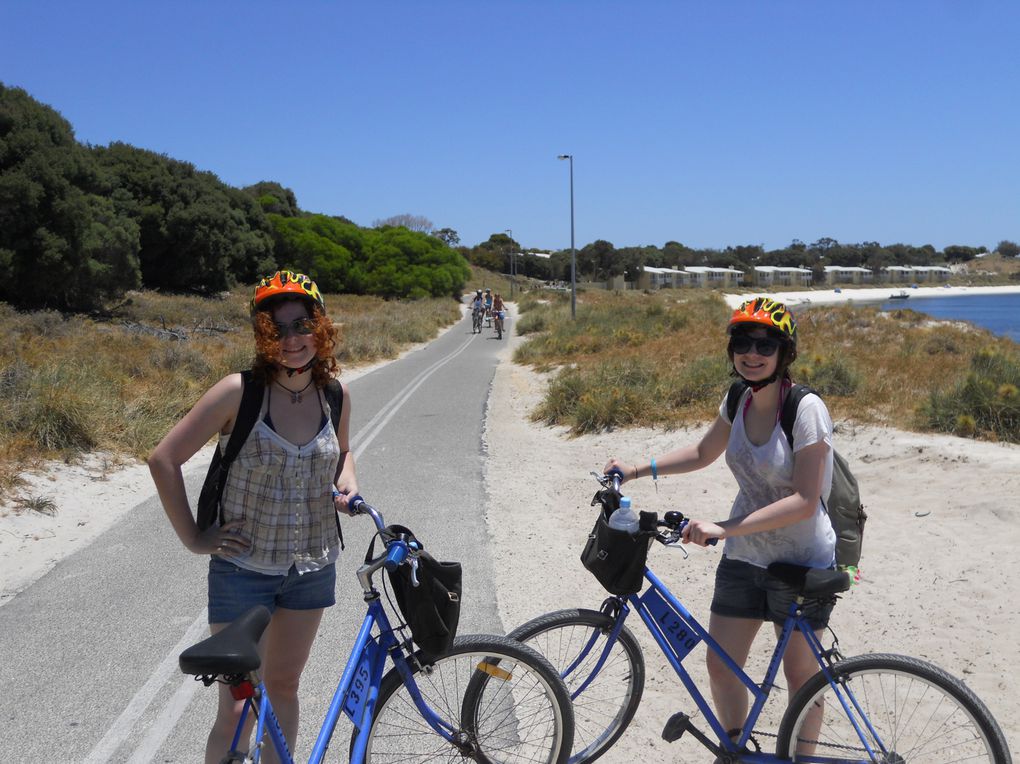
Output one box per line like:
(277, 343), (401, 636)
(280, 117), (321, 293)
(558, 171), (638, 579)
(776, 653), (1012, 764)
(508, 609), (645, 764)
(359, 634), (575, 763)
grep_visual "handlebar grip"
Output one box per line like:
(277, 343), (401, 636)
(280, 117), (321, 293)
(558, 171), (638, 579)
(606, 467), (625, 480)
(347, 494), (364, 514)
(679, 519), (719, 546)
(384, 542), (409, 572)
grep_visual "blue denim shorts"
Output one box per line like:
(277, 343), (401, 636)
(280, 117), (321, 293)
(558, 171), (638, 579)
(207, 557), (337, 624)
(710, 556), (835, 630)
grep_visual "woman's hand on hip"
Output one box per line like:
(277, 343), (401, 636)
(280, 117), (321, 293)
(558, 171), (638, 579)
(191, 519), (250, 556)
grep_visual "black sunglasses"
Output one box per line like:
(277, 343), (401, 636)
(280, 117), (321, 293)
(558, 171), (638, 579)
(729, 335), (781, 357)
(274, 318), (315, 338)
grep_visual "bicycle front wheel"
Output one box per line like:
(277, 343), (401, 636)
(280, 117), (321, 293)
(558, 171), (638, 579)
(361, 634), (575, 763)
(777, 653), (1011, 764)
(509, 609), (645, 764)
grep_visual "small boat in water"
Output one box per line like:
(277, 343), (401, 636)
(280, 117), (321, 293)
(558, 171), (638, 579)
(890, 290), (910, 300)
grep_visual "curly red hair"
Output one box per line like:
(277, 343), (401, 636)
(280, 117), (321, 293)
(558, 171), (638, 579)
(251, 298), (341, 387)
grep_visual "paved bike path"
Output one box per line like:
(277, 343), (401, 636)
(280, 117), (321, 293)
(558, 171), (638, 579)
(0, 308), (509, 762)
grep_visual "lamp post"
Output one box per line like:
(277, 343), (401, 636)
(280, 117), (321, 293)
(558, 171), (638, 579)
(505, 228), (515, 298)
(557, 154), (576, 319)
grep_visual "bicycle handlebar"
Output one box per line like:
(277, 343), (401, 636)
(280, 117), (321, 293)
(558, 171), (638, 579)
(347, 494), (421, 584)
(595, 471), (718, 547)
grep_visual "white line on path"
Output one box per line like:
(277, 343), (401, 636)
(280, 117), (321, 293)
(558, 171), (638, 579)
(88, 328), (477, 761)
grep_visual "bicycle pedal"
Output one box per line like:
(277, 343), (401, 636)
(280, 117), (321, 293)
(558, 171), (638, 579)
(662, 711), (692, 743)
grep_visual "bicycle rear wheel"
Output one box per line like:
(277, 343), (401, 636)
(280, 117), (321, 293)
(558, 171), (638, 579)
(361, 634), (575, 763)
(509, 609), (645, 764)
(777, 653), (1011, 764)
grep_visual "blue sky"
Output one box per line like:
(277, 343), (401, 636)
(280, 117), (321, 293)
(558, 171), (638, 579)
(3, 1), (1017, 253)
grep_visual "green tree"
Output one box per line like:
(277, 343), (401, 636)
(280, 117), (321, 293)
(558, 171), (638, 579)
(92, 142), (276, 292)
(433, 227), (460, 247)
(0, 83), (141, 311)
(243, 180), (300, 217)
(996, 240), (1019, 258)
(942, 244), (986, 263)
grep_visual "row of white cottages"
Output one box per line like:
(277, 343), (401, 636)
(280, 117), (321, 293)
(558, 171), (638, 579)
(632, 264), (953, 290)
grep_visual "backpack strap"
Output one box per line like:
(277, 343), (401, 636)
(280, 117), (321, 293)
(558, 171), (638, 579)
(212, 370), (265, 527)
(324, 378), (346, 550)
(779, 384), (817, 449)
(725, 381), (748, 424)
(324, 378), (343, 434)
(222, 370), (264, 463)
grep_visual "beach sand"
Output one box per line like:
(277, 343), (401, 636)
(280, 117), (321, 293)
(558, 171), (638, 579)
(723, 283), (1020, 309)
(2, 293), (1018, 758)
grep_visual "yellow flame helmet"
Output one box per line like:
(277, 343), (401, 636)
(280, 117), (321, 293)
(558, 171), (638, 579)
(728, 297), (798, 346)
(251, 270), (325, 315)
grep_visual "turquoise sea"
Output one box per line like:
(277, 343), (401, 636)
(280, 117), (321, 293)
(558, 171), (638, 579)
(878, 292), (1020, 343)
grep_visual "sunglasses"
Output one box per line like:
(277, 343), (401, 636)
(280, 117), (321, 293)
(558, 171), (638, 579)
(274, 318), (315, 339)
(729, 335), (781, 357)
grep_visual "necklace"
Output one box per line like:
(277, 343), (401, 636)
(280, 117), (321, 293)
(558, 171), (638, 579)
(276, 377), (314, 404)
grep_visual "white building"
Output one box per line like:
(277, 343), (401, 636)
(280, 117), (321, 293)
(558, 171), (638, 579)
(823, 266), (874, 285)
(753, 266), (813, 287)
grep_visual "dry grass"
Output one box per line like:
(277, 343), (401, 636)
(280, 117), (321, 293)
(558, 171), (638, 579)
(0, 289), (462, 470)
(512, 289), (1020, 441)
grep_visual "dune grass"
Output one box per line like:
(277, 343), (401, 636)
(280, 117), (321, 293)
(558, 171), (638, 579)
(0, 289), (463, 484)
(513, 288), (1020, 443)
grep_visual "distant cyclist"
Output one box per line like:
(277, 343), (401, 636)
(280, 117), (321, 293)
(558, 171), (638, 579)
(492, 292), (506, 336)
(470, 290), (484, 333)
(483, 289), (494, 325)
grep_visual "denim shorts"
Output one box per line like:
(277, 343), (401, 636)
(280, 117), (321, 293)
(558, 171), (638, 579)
(207, 557), (337, 624)
(710, 556), (835, 630)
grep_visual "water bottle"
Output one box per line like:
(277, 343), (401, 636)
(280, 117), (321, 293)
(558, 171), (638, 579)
(608, 496), (641, 534)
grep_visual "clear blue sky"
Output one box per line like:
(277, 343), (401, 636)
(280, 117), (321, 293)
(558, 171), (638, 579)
(3, 1), (1017, 253)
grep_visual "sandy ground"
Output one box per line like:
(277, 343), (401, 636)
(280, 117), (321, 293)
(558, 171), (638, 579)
(721, 283), (1020, 309)
(3, 292), (1018, 758)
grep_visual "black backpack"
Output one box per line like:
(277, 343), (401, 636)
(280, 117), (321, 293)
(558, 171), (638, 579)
(196, 371), (345, 540)
(726, 381), (867, 570)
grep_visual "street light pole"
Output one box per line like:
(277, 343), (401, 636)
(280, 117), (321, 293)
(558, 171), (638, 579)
(505, 228), (514, 298)
(557, 154), (576, 319)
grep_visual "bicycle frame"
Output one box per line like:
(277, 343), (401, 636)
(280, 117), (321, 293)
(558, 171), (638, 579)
(224, 551), (457, 763)
(576, 565), (853, 762)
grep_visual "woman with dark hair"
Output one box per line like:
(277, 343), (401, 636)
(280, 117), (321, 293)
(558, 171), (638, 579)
(149, 270), (357, 763)
(604, 297), (835, 746)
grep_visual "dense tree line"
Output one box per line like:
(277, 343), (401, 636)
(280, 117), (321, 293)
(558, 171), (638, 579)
(460, 232), (1010, 285)
(0, 84), (469, 311)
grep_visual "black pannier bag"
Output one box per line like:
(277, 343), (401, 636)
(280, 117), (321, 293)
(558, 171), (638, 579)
(376, 525), (462, 663)
(580, 486), (657, 596)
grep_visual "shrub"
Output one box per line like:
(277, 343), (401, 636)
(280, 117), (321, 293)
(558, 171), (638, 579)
(919, 349), (1020, 441)
(795, 356), (860, 397)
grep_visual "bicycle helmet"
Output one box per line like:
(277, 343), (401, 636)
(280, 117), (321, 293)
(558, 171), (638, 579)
(251, 270), (325, 315)
(727, 297), (798, 389)
(728, 297), (797, 345)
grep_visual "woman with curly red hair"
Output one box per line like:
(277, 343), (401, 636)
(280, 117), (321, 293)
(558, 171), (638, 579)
(149, 270), (358, 763)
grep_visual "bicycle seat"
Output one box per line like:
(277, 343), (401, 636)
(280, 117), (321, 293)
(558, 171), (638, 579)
(766, 563), (851, 598)
(179, 606), (271, 676)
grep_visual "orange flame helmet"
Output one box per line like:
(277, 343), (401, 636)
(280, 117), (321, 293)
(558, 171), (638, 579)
(250, 270), (325, 316)
(728, 297), (798, 346)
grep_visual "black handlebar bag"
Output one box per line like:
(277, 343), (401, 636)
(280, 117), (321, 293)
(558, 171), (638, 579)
(375, 525), (462, 663)
(580, 489), (656, 596)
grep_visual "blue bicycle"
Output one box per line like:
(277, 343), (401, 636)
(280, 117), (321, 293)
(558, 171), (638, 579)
(180, 497), (575, 763)
(509, 471), (1011, 764)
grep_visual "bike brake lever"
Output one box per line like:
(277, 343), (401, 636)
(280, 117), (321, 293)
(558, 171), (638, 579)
(410, 557), (420, 587)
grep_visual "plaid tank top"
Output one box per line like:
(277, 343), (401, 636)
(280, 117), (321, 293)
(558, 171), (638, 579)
(218, 388), (342, 575)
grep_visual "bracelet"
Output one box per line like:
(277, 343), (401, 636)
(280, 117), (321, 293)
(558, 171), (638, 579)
(633, 465), (639, 481)
(651, 458), (658, 481)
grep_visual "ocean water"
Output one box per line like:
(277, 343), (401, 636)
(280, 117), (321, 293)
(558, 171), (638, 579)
(878, 292), (1020, 342)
